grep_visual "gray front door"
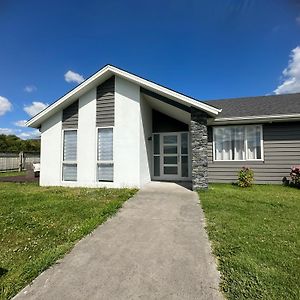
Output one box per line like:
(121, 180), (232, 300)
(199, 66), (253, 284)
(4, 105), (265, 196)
(152, 132), (190, 181)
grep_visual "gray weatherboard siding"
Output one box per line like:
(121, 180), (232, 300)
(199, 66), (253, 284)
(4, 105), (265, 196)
(207, 121), (300, 184)
(96, 76), (115, 127)
(62, 100), (79, 129)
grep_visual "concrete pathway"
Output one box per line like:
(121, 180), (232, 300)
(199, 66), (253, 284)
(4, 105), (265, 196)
(14, 182), (222, 300)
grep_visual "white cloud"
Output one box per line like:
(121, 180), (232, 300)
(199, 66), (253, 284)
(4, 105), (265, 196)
(296, 16), (300, 25)
(64, 70), (85, 84)
(24, 101), (48, 117)
(24, 85), (37, 93)
(18, 129), (40, 140)
(274, 46), (300, 94)
(0, 127), (40, 140)
(14, 120), (27, 127)
(0, 96), (12, 116)
(0, 128), (15, 135)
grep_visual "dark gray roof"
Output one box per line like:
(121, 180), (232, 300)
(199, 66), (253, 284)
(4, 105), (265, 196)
(204, 93), (300, 118)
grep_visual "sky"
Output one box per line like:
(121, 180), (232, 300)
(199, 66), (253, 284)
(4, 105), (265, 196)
(0, 0), (300, 139)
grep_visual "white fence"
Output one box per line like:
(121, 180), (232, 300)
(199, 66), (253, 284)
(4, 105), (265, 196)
(0, 152), (40, 172)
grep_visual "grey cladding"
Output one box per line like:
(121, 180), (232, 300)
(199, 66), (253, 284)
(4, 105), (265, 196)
(62, 100), (79, 129)
(96, 76), (115, 127)
(208, 121), (300, 184)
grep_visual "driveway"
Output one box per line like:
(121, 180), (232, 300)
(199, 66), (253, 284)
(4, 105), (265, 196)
(14, 182), (222, 300)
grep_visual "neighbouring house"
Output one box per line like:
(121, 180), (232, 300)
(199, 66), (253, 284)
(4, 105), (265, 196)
(27, 65), (300, 189)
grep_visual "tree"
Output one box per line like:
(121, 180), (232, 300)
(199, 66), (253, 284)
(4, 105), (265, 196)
(0, 135), (40, 153)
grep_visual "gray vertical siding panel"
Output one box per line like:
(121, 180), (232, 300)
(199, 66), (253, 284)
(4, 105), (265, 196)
(207, 122), (300, 184)
(96, 76), (115, 127)
(62, 100), (79, 129)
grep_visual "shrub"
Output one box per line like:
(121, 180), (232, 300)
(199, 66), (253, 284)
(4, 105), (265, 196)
(290, 166), (300, 187)
(282, 176), (290, 186)
(237, 167), (254, 188)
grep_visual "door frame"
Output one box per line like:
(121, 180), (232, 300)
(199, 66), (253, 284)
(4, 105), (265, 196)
(151, 131), (191, 181)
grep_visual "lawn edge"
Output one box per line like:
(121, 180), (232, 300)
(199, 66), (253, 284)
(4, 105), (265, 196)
(197, 191), (225, 299)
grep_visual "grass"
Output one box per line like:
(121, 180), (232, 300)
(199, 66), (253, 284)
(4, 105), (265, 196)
(199, 184), (300, 300)
(0, 171), (25, 177)
(0, 182), (137, 300)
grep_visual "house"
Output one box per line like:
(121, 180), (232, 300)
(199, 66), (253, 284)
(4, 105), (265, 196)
(27, 65), (300, 189)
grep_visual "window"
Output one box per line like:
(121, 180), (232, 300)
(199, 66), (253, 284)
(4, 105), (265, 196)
(62, 130), (77, 181)
(213, 125), (263, 161)
(153, 134), (160, 177)
(97, 128), (113, 181)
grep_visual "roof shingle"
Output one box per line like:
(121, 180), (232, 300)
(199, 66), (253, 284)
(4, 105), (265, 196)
(204, 93), (300, 118)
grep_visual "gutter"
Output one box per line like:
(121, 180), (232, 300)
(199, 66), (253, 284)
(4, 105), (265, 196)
(208, 113), (300, 125)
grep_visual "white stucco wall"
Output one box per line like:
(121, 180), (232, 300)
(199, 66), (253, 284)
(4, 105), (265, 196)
(39, 76), (153, 188)
(139, 95), (152, 186)
(40, 111), (62, 186)
(114, 76), (141, 187)
(76, 87), (97, 186)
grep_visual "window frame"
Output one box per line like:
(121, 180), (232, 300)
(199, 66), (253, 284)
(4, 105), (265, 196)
(96, 126), (114, 182)
(212, 125), (264, 162)
(61, 128), (78, 182)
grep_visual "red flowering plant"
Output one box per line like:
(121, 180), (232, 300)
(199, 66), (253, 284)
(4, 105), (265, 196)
(290, 166), (300, 186)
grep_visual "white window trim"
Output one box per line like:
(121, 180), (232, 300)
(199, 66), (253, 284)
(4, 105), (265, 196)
(61, 128), (78, 182)
(96, 126), (114, 182)
(212, 125), (264, 162)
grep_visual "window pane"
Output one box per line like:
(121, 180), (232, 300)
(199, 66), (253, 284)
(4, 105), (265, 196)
(63, 130), (77, 161)
(214, 128), (224, 160)
(164, 156), (177, 164)
(233, 127), (245, 160)
(163, 135), (177, 144)
(164, 145), (177, 154)
(98, 163), (113, 181)
(223, 128), (232, 160)
(164, 166), (177, 174)
(153, 134), (160, 155)
(181, 133), (188, 154)
(181, 156), (188, 177)
(98, 128), (113, 161)
(214, 127), (233, 160)
(214, 126), (262, 161)
(63, 164), (77, 181)
(154, 156), (160, 176)
(246, 126), (261, 160)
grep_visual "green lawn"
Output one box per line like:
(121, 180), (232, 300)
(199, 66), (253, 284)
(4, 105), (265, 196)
(0, 171), (25, 177)
(0, 182), (136, 300)
(199, 184), (300, 300)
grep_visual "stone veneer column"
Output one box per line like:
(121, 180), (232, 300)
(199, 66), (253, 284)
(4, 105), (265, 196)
(190, 107), (208, 190)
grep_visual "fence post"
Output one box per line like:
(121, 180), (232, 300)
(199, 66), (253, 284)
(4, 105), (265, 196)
(19, 152), (24, 172)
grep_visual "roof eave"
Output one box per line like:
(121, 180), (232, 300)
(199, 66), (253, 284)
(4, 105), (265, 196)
(208, 113), (300, 125)
(26, 65), (221, 128)
(26, 65), (113, 128)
